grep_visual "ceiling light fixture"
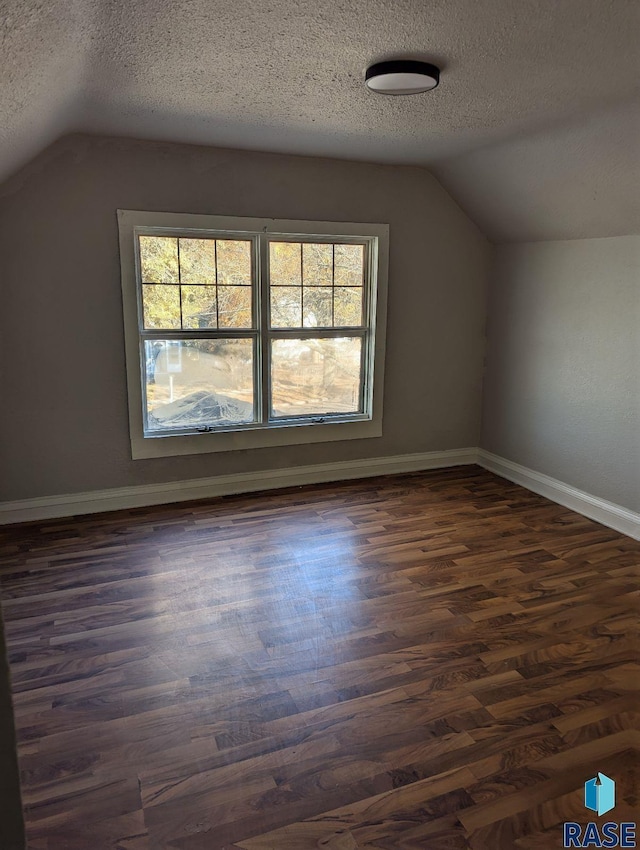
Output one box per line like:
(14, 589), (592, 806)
(365, 60), (440, 95)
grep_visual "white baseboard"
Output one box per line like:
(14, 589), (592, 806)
(0, 448), (477, 526)
(4, 448), (638, 540)
(478, 449), (640, 541)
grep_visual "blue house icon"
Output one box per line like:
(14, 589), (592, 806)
(584, 773), (615, 816)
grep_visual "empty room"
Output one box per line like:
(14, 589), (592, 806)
(0, 1), (638, 848)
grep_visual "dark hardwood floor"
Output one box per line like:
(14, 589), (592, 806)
(0, 466), (637, 849)
(0, 602), (25, 850)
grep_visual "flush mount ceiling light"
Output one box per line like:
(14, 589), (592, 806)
(365, 60), (440, 95)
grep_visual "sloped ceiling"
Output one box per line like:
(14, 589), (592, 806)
(1, 0), (639, 241)
(434, 98), (640, 242)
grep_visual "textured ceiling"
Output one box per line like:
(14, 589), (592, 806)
(434, 98), (640, 242)
(1, 0), (639, 240)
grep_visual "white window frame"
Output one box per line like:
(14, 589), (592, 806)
(118, 210), (388, 459)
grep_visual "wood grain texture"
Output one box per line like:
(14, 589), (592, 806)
(0, 601), (26, 850)
(0, 466), (638, 849)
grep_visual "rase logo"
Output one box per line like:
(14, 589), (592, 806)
(563, 773), (636, 848)
(586, 773), (616, 816)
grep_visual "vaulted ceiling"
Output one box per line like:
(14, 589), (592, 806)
(2, 0), (639, 241)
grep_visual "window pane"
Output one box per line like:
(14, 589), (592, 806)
(334, 287), (363, 327)
(303, 287), (332, 327)
(334, 244), (364, 286)
(144, 339), (254, 432)
(303, 243), (332, 286)
(271, 337), (362, 417)
(142, 284), (180, 329)
(217, 286), (252, 328)
(271, 287), (302, 328)
(139, 236), (179, 283)
(181, 285), (217, 329)
(179, 238), (216, 284)
(270, 242), (301, 286)
(216, 240), (252, 286)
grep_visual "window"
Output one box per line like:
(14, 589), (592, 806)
(118, 211), (388, 459)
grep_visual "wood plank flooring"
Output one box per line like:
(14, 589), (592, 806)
(0, 601), (26, 850)
(0, 466), (638, 849)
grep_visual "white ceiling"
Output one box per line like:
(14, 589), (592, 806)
(435, 98), (640, 242)
(2, 0), (639, 241)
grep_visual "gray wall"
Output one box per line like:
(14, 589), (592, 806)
(481, 236), (640, 513)
(0, 134), (489, 501)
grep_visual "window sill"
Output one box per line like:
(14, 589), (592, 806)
(131, 417), (383, 459)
